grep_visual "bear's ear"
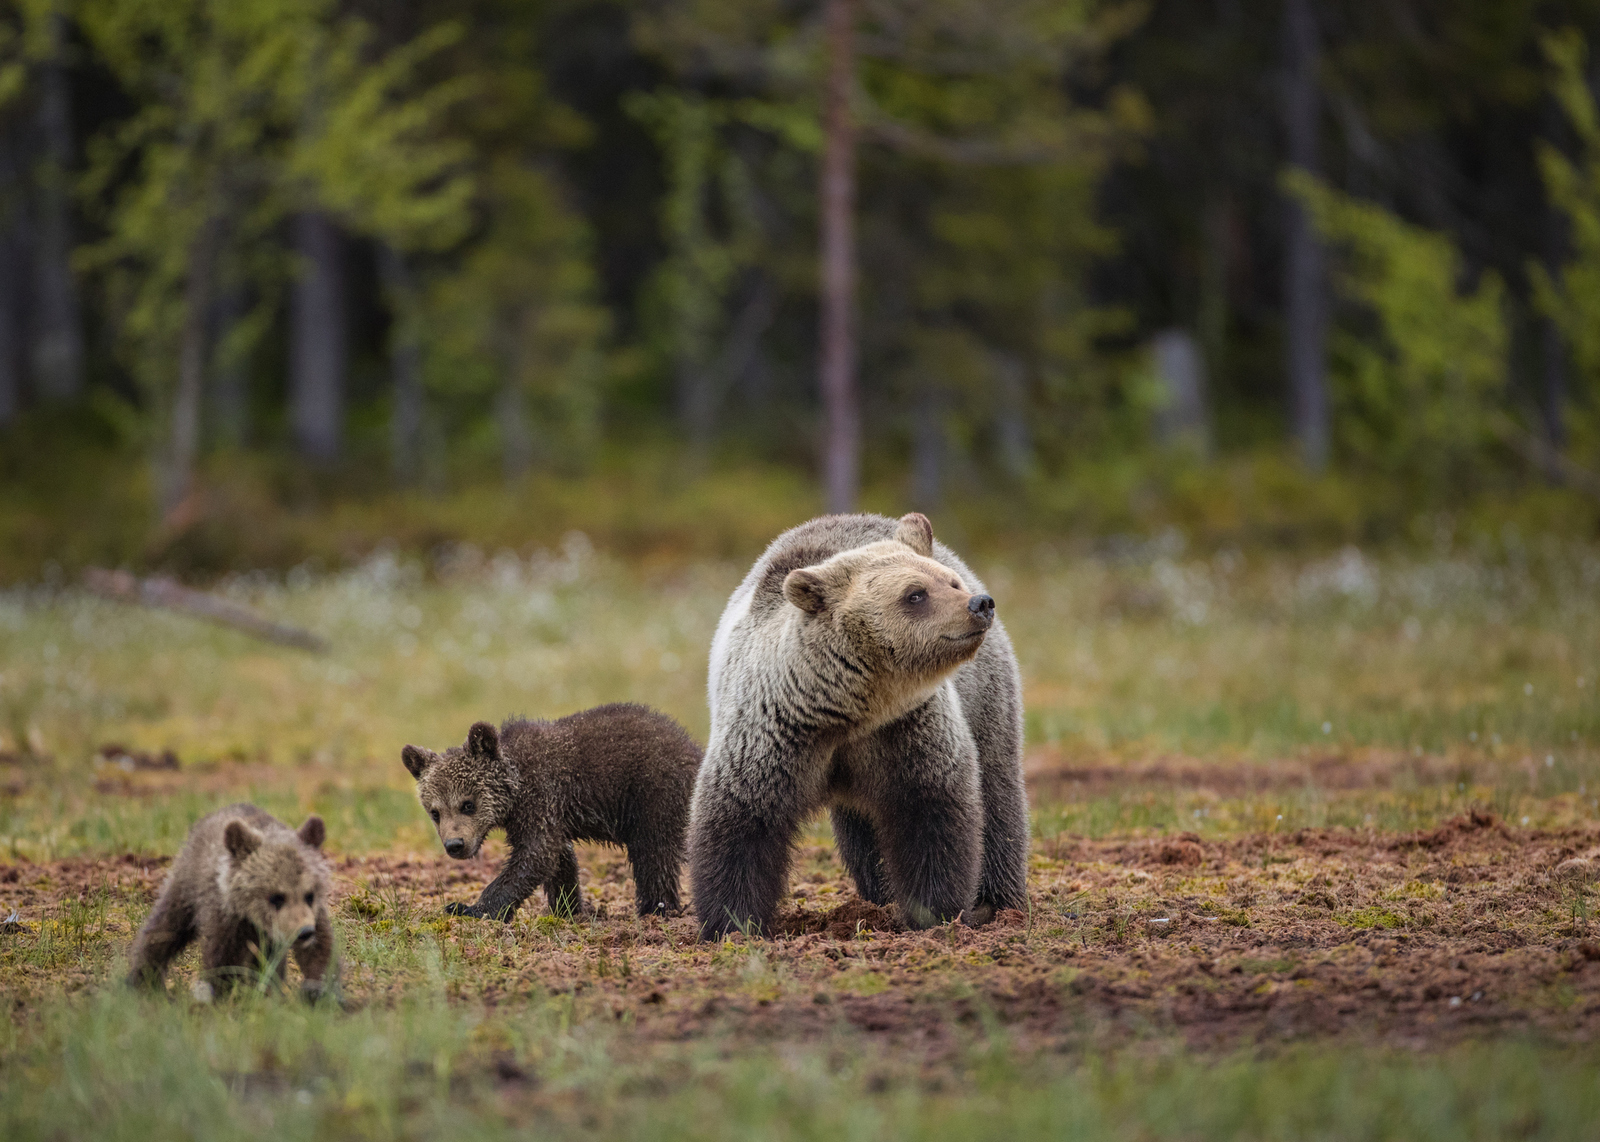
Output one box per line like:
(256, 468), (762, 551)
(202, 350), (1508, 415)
(783, 568), (832, 615)
(466, 721), (502, 762)
(894, 512), (934, 557)
(401, 745), (436, 780)
(297, 815), (326, 850)
(224, 820), (263, 862)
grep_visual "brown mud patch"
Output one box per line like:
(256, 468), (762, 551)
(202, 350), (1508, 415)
(7, 813), (1600, 1055)
(1024, 743), (1476, 800)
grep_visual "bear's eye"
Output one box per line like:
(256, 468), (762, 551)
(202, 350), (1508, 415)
(460, 800), (476, 816)
(906, 589), (926, 605)
(430, 809), (440, 824)
(268, 893), (286, 909)
(304, 892), (315, 906)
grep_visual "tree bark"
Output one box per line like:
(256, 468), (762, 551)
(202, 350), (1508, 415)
(819, 0), (859, 513)
(164, 217), (220, 517)
(1282, 0), (1330, 472)
(30, 10), (84, 404)
(289, 211), (347, 462)
(378, 243), (425, 483)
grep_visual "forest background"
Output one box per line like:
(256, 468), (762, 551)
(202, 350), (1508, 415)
(3, 0), (1600, 578)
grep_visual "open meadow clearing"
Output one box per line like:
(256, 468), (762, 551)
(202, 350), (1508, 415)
(3, 536), (1600, 1139)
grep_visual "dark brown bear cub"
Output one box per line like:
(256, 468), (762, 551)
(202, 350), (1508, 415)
(402, 703), (702, 921)
(126, 803), (336, 1000)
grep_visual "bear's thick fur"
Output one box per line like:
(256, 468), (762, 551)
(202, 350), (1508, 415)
(126, 803), (335, 999)
(689, 512), (1028, 938)
(402, 703), (703, 920)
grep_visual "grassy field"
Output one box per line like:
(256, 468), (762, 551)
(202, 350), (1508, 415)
(2, 533), (1599, 1138)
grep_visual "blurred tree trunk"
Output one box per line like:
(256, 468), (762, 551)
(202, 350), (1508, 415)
(30, 9), (84, 404)
(1282, 0), (1329, 472)
(496, 330), (533, 481)
(1539, 117), (1567, 466)
(165, 216), (221, 517)
(379, 243), (425, 483)
(992, 351), (1032, 480)
(289, 211), (347, 462)
(209, 282), (251, 448)
(0, 125), (24, 427)
(911, 395), (943, 511)
(819, 0), (859, 513)
(1151, 328), (1212, 456)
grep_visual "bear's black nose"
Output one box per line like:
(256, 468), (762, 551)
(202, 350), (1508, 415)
(296, 925), (316, 944)
(444, 837), (467, 857)
(968, 594), (995, 623)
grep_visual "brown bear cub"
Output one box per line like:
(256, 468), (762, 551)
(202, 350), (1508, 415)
(401, 704), (702, 921)
(126, 803), (336, 1001)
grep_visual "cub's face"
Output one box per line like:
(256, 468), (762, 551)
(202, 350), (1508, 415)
(782, 513), (996, 683)
(401, 722), (512, 860)
(222, 816), (326, 953)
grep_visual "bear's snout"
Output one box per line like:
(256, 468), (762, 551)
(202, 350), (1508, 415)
(295, 924), (316, 944)
(444, 837), (468, 858)
(967, 593), (995, 627)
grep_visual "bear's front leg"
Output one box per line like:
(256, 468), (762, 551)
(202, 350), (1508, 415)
(199, 918), (260, 996)
(125, 890), (196, 989)
(447, 843), (549, 921)
(688, 760), (808, 940)
(857, 704), (983, 929)
(292, 910), (337, 1002)
(875, 782), (981, 928)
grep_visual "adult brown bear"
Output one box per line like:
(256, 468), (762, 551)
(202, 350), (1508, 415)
(688, 512), (1027, 939)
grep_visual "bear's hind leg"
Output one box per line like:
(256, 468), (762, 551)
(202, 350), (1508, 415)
(627, 843), (683, 916)
(829, 806), (891, 906)
(125, 891), (196, 989)
(543, 842), (589, 919)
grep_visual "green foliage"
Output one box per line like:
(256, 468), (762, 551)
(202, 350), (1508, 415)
(1288, 171), (1509, 491)
(423, 160), (609, 470)
(630, 0), (1135, 468)
(627, 89), (762, 438)
(73, 0), (472, 484)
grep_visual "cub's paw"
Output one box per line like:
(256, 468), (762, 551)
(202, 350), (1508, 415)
(444, 902), (486, 919)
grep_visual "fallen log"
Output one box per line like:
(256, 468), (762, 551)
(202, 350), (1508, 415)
(83, 568), (329, 653)
(1489, 413), (1600, 501)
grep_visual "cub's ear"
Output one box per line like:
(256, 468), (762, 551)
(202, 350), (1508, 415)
(783, 568), (831, 615)
(401, 745), (435, 780)
(297, 815), (326, 850)
(894, 512), (934, 557)
(466, 721), (502, 762)
(223, 820), (263, 862)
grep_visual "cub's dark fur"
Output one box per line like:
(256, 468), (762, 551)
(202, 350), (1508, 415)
(126, 803), (336, 1000)
(402, 704), (703, 920)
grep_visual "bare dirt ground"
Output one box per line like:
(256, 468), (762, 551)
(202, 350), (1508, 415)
(7, 773), (1600, 1061)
